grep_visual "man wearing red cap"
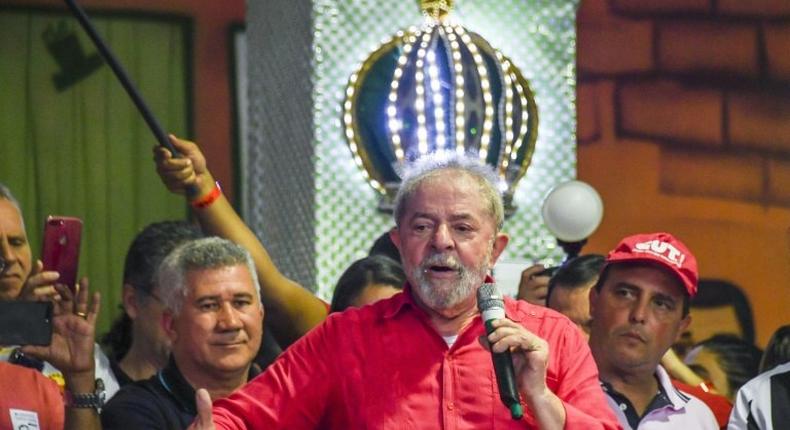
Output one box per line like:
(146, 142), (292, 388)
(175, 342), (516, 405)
(588, 232), (718, 430)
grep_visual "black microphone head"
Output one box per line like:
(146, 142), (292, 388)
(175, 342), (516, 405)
(477, 283), (505, 312)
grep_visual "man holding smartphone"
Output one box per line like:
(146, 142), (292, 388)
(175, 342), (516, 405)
(0, 183), (59, 301)
(0, 182), (121, 402)
(0, 183), (34, 301)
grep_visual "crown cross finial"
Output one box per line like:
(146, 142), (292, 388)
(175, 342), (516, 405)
(419, 0), (453, 21)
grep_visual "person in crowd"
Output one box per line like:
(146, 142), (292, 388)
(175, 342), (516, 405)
(154, 137), (326, 349)
(101, 221), (203, 384)
(545, 254), (604, 337)
(184, 152), (618, 429)
(101, 237), (264, 429)
(728, 361), (790, 430)
(544, 250), (732, 428)
(0, 182), (121, 399)
(683, 334), (762, 402)
(516, 263), (551, 306)
(367, 231), (401, 262)
(588, 232), (719, 429)
(759, 324), (790, 373)
(329, 254), (405, 312)
(0, 183), (57, 301)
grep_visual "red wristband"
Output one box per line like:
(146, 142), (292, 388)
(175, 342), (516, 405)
(191, 181), (222, 209)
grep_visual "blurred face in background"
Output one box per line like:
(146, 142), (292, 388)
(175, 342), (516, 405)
(0, 199), (31, 300)
(547, 280), (596, 338)
(124, 284), (172, 368)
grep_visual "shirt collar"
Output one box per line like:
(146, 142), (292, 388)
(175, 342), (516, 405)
(381, 282), (417, 319)
(159, 356), (198, 415)
(599, 365), (692, 422)
(600, 373), (673, 429)
(160, 356), (262, 415)
(655, 365), (692, 409)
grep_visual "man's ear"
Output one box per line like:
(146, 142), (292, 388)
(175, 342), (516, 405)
(162, 310), (178, 343)
(389, 227), (401, 251)
(675, 313), (692, 343)
(489, 233), (509, 266)
(122, 284), (139, 319)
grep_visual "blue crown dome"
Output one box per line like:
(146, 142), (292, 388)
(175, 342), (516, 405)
(343, 0), (538, 215)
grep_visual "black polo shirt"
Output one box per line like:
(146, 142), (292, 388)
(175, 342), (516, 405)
(101, 357), (260, 430)
(108, 359), (133, 387)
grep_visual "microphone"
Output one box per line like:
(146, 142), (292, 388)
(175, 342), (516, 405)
(477, 283), (524, 420)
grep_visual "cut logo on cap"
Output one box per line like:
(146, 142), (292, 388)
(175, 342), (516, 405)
(632, 240), (686, 268)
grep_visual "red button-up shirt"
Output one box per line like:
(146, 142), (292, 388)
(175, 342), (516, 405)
(212, 285), (619, 429)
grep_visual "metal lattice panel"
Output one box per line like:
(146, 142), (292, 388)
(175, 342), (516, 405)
(460, 0), (580, 264)
(312, 1), (420, 299)
(246, 0), (578, 299)
(247, 0), (317, 291)
(312, 0), (578, 298)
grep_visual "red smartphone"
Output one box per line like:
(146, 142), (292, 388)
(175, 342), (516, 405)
(41, 216), (82, 292)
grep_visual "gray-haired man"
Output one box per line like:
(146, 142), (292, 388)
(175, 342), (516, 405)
(188, 153), (618, 430)
(0, 183), (56, 301)
(102, 237), (264, 430)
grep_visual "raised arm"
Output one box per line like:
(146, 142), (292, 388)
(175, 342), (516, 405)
(153, 136), (327, 347)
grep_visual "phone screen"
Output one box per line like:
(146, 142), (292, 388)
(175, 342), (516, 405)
(0, 301), (53, 346)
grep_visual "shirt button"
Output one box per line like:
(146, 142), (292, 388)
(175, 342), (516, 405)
(447, 402), (454, 410)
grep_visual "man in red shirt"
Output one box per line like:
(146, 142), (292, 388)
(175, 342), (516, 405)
(187, 153), (618, 429)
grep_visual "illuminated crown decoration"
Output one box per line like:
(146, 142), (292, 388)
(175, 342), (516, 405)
(342, 0), (538, 215)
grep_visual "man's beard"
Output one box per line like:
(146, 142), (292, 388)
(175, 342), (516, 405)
(412, 250), (491, 311)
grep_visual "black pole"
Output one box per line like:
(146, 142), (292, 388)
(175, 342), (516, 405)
(63, 0), (178, 155)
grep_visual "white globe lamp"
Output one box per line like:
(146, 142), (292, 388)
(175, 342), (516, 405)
(541, 180), (604, 260)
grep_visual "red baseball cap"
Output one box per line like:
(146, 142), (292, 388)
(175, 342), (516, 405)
(605, 232), (698, 297)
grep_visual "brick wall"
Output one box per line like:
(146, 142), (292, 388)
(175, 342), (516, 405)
(577, 0), (790, 346)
